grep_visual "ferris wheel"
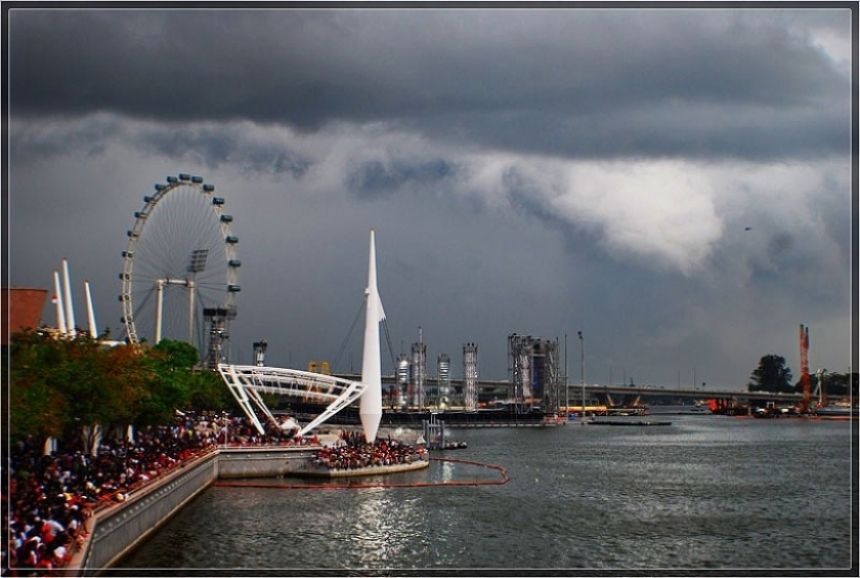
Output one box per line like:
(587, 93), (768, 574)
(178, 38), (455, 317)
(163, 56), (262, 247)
(119, 174), (240, 363)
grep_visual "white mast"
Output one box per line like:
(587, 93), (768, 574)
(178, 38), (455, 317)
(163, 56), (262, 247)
(84, 281), (98, 339)
(155, 279), (165, 344)
(53, 271), (67, 335)
(61, 258), (76, 338)
(359, 229), (385, 443)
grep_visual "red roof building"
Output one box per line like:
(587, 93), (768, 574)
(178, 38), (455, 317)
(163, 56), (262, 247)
(2, 287), (48, 345)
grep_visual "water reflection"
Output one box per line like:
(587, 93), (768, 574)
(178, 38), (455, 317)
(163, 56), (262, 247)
(441, 460), (454, 483)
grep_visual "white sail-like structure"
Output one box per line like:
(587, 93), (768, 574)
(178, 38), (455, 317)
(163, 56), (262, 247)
(218, 229), (387, 440)
(84, 281), (98, 339)
(53, 271), (67, 335)
(359, 229), (386, 443)
(61, 258), (76, 337)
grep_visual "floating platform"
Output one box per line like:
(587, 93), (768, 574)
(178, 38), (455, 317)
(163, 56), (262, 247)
(587, 420), (672, 427)
(298, 457), (430, 478)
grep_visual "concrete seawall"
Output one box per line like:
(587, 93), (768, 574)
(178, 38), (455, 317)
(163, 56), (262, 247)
(72, 446), (317, 576)
(217, 446), (319, 478)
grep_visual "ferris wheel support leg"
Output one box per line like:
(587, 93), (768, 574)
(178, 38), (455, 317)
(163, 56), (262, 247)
(155, 279), (164, 344)
(188, 281), (195, 345)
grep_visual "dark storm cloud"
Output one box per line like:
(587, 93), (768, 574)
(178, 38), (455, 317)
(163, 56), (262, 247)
(6, 7), (853, 386)
(9, 9), (850, 161)
(347, 158), (457, 199)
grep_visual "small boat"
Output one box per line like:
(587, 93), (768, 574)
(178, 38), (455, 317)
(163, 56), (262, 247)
(814, 405), (855, 418)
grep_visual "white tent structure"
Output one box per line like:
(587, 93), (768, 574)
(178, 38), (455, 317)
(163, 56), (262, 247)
(217, 230), (386, 441)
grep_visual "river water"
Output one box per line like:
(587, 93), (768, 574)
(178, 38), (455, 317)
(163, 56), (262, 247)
(118, 415), (855, 573)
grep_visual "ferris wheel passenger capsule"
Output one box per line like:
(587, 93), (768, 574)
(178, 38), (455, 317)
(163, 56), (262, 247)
(191, 176), (203, 183)
(228, 260), (241, 267)
(228, 284), (241, 292)
(154, 184), (166, 191)
(225, 235), (239, 244)
(167, 176), (178, 184)
(179, 173), (191, 181)
(212, 197), (224, 205)
(203, 184), (215, 192)
(220, 215), (233, 223)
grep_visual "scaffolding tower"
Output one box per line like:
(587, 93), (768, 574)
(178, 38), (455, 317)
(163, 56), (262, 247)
(410, 327), (427, 408)
(508, 333), (560, 412)
(463, 342), (479, 411)
(203, 307), (235, 369)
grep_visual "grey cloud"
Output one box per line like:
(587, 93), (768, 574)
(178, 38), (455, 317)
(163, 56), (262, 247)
(10, 115), (123, 158)
(133, 125), (311, 177)
(7, 124), (852, 386)
(9, 9), (851, 161)
(11, 116), (312, 177)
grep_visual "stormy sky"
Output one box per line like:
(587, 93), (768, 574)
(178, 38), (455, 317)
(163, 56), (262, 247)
(6, 7), (854, 390)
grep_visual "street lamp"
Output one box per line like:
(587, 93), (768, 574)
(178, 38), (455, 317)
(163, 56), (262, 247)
(578, 331), (586, 422)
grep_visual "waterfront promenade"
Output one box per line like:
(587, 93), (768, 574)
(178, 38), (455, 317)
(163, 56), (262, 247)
(5, 414), (316, 574)
(5, 413), (434, 575)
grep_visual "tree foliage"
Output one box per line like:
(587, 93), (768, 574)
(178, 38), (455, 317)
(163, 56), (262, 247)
(748, 354), (794, 393)
(7, 332), (236, 446)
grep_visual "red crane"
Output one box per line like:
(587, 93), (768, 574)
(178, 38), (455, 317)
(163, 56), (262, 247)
(798, 324), (811, 414)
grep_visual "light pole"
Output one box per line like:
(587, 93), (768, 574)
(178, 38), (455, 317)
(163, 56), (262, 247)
(253, 339), (268, 367)
(564, 333), (569, 415)
(578, 331), (586, 421)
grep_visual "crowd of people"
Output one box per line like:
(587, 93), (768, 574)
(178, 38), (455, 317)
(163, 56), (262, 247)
(4, 412), (313, 574)
(313, 430), (427, 471)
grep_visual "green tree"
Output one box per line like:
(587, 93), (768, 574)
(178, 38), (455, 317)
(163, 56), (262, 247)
(8, 332), (239, 445)
(188, 369), (237, 412)
(7, 331), (69, 441)
(135, 340), (197, 424)
(153, 339), (200, 369)
(98, 344), (152, 431)
(749, 355), (794, 393)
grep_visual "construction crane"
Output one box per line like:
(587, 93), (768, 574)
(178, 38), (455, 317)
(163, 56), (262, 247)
(798, 324), (811, 414)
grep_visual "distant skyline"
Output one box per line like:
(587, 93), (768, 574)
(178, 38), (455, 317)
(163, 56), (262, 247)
(6, 5), (855, 389)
